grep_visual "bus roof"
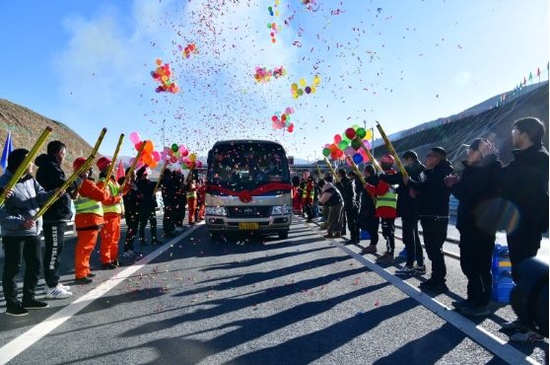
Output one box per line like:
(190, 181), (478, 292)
(210, 139), (286, 149)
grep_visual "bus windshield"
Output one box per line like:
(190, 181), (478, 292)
(207, 141), (290, 189)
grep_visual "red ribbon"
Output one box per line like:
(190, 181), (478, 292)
(206, 182), (293, 203)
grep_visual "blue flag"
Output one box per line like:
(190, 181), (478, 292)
(1, 131), (14, 174)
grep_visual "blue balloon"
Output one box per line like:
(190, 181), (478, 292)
(353, 153), (363, 164)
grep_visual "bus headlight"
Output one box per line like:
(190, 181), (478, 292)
(206, 206), (227, 216)
(271, 205), (292, 215)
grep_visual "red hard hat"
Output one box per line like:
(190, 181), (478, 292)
(380, 154), (395, 165)
(96, 157), (111, 171)
(73, 157), (87, 171)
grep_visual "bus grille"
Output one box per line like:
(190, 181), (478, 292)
(227, 206), (271, 218)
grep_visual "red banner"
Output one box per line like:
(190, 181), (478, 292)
(206, 182), (293, 203)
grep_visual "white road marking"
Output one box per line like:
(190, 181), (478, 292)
(330, 239), (541, 365)
(0, 226), (199, 365)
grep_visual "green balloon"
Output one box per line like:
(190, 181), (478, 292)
(356, 127), (366, 139)
(171, 143), (179, 152)
(322, 147), (331, 157)
(351, 138), (361, 150)
(338, 140), (349, 150)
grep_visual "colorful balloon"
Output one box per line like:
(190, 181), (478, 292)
(129, 132), (140, 145)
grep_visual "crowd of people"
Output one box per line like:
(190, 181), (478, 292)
(291, 117), (548, 340)
(0, 117), (548, 344)
(0, 142), (203, 317)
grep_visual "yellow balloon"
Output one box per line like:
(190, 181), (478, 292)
(313, 75), (321, 85)
(189, 153), (197, 162)
(365, 129), (373, 140)
(299, 78), (306, 87)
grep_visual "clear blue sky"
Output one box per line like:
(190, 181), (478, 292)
(0, 0), (548, 162)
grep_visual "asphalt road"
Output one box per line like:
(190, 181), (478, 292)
(0, 215), (547, 365)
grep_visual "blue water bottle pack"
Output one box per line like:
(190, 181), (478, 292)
(491, 244), (515, 303)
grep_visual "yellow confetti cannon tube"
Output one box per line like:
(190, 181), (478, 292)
(153, 160), (168, 195)
(354, 137), (383, 173)
(120, 140), (148, 192)
(345, 155), (367, 186)
(104, 133), (124, 183)
(90, 128), (108, 157)
(322, 157), (340, 184)
(33, 154), (96, 220)
(376, 122), (409, 179)
(0, 126), (52, 206)
(315, 162), (322, 178)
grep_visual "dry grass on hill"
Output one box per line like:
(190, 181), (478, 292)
(0, 99), (94, 174)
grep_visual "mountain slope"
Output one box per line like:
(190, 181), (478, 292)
(0, 99), (93, 173)
(373, 82), (549, 171)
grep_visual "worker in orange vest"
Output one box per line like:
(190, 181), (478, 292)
(71, 158), (119, 284)
(96, 157), (126, 270)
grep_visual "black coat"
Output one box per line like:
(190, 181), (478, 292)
(407, 159), (454, 218)
(450, 154), (503, 233)
(382, 161), (425, 218)
(498, 143), (549, 232)
(136, 178), (157, 214)
(34, 154), (75, 222)
(335, 176), (357, 209)
(358, 174), (379, 225)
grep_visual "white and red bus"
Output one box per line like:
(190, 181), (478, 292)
(205, 140), (293, 240)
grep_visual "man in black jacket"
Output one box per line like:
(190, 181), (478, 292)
(487, 117), (548, 340)
(496, 117), (549, 281)
(136, 166), (162, 245)
(336, 168), (359, 243)
(405, 147), (454, 294)
(445, 138), (503, 317)
(34, 140), (75, 299)
(383, 150), (426, 275)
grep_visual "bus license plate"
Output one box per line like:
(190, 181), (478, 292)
(239, 222), (259, 230)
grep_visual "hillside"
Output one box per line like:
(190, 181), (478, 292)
(0, 99), (94, 173)
(372, 82), (549, 171)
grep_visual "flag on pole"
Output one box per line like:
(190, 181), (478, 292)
(0, 131), (14, 174)
(116, 159), (125, 181)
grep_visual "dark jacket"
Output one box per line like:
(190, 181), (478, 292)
(382, 161), (425, 218)
(161, 173), (178, 207)
(335, 175), (357, 209)
(498, 143), (549, 232)
(450, 154), (503, 233)
(121, 180), (140, 219)
(359, 173), (379, 226)
(407, 159), (454, 218)
(136, 178), (157, 214)
(34, 153), (75, 222)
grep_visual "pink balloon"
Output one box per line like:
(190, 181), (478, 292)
(344, 146), (355, 156)
(334, 134), (342, 144)
(178, 145), (188, 154)
(195, 161), (203, 168)
(152, 150), (161, 162)
(129, 132), (140, 145)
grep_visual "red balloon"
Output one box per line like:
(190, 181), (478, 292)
(345, 127), (356, 140)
